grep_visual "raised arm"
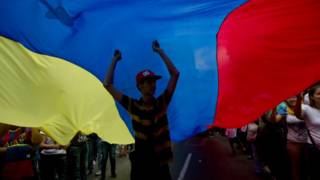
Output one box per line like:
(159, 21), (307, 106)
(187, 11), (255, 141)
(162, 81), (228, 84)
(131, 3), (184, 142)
(152, 40), (180, 95)
(103, 50), (123, 102)
(286, 114), (304, 124)
(293, 94), (304, 120)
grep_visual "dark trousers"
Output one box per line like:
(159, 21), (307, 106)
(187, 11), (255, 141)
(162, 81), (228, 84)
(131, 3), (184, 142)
(67, 144), (87, 180)
(100, 142), (116, 180)
(306, 144), (320, 180)
(39, 154), (67, 180)
(86, 138), (94, 173)
(259, 125), (291, 180)
(129, 150), (172, 180)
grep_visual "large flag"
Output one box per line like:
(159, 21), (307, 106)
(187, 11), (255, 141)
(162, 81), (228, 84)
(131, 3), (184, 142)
(1, 0), (319, 143)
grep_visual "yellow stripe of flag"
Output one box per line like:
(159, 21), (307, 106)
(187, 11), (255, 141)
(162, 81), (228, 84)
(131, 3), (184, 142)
(0, 36), (134, 145)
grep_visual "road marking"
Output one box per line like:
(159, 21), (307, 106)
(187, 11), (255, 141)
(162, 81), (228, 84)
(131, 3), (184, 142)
(178, 153), (192, 180)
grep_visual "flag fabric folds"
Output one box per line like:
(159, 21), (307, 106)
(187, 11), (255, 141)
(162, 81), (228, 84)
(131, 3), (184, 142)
(1, 0), (319, 143)
(0, 36), (134, 145)
(0, 0), (246, 142)
(215, 0), (320, 127)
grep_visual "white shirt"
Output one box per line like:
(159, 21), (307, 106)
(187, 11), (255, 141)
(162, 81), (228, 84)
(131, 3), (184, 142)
(286, 115), (307, 143)
(247, 123), (258, 142)
(40, 131), (66, 155)
(302, 104), (320, 149)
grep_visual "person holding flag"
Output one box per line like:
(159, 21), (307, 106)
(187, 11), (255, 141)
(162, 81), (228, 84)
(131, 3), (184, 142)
(104, 40), (179, 180)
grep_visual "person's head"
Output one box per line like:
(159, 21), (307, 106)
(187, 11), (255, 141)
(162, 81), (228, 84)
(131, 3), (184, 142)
(285, 96), (297, 108)
(308, 84), (320, 109)
(136, 69), (161, 97)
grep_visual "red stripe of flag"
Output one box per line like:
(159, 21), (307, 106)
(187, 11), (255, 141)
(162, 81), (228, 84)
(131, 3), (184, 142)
(214, 0), (320, 127)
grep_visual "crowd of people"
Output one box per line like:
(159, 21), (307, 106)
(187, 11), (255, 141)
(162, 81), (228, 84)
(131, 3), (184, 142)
(222, 82), (320, 180)
(0, 126), (124, 180)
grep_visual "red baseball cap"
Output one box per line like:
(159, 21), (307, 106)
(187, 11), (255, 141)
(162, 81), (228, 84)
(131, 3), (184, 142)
(136, 69), (162, 84)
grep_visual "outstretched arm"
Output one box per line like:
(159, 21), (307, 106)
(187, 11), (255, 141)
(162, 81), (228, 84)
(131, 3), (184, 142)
(40, 135), (60, 149)
(104, 50), (123, 102)
(152, 40), (180, 95)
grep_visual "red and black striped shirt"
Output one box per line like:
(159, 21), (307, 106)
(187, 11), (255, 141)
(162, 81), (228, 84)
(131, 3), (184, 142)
(119, 89), (173, 165)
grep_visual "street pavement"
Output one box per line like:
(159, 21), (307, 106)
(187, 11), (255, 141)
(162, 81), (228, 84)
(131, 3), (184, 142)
(89, 133), (264, 180)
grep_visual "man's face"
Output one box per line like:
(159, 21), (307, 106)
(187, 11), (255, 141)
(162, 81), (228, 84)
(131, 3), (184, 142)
(138, 78), (156, 96)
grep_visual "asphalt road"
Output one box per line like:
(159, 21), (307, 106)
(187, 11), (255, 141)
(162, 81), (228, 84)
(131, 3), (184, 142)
(89, 133), (263, 180)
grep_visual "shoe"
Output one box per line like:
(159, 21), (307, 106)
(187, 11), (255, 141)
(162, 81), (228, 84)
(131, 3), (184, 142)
(95, 170), (101, 176)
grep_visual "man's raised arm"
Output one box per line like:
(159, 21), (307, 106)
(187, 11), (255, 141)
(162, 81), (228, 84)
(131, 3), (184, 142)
(103, 50), (123, 102)
(152, 40), (180, 95)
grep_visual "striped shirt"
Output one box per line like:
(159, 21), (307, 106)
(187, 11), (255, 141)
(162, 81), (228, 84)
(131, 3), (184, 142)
(120, 90), (173, 165)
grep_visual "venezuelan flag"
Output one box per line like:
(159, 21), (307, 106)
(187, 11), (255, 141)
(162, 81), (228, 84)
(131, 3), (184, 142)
(1, 0), (320, 143)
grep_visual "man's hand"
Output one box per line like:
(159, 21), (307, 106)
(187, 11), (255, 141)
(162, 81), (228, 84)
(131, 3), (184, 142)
(152, 40), (162, 53)
(113, 49), (122, 61)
